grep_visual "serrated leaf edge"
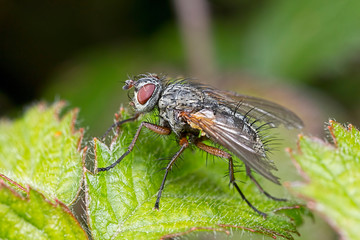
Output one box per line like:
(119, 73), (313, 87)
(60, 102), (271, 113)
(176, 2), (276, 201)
(0, 179), (88, 239)
(286, 120), (352, 240)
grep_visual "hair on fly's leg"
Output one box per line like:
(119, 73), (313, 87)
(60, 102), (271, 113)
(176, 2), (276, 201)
(245, 166), (287, 202)
(194, 139), (268, 217)
(154, 137), (189, 210)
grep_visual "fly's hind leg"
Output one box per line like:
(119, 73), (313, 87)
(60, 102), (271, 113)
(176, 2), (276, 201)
(246, 166), (287, 202)
(195, 141), (267, 217)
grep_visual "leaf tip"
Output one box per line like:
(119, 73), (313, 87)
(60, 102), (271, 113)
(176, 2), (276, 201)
(327, 121), (338, 147)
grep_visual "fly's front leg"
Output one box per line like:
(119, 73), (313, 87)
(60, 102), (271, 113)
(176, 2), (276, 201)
(97, 122), (171, 172)
(101, 113), (140, 140)
(246, 166), (286, 201)
(195, 141), (267, 217)
(154, 137), (189, 210)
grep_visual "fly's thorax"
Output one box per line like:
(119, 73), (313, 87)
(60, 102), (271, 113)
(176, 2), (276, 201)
(158, 83), (205, 135)
(158, 83), (204, 111)
(131, 76), (163, 113)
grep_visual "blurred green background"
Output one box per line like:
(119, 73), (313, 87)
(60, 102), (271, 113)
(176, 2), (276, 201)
(1, 0), (359, 239)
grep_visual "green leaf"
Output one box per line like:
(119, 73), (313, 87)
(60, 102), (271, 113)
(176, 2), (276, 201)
(0, 181), (88, 240)
(289, 120), (360, 240)
(0, 101), (84, 205)
(85, 111), (304, 240)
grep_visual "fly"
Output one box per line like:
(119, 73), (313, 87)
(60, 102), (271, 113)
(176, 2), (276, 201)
(97, 73), (303, 217)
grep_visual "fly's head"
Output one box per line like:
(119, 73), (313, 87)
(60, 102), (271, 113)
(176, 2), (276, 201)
(123, 74), (163, 113)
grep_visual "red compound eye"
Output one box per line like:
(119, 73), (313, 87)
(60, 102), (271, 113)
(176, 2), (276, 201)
(137, 83), (156, 105)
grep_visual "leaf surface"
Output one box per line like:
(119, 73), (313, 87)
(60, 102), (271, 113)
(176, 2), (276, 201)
(289, 120), (360, 240)
(0, 181), (88, 240)
(85, 111), (305, 240)
(0, 102), (84, 204)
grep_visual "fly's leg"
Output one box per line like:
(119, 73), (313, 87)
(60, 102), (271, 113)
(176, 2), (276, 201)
(97, 122), (171, 172)
(195, 141), (267, 217)
(154, 137), (189, 210)
(101, 113), (140, 140)
(246, 166), (286, 201)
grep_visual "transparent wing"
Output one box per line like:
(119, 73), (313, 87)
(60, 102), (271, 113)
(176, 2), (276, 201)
(201, 87), (303, 129)
(182, 109), (281, 184)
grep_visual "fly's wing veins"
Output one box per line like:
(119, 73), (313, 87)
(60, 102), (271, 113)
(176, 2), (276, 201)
(181, 109), (281, 184)
(200, 87), (303, 129)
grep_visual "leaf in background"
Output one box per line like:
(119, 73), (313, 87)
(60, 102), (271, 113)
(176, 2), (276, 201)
(289, 120), (360, 240)
(240, 0), (360, 80)
(0, 101), (84, 205)
(0, 181), (88, 240)
(85, 111), (304, 240)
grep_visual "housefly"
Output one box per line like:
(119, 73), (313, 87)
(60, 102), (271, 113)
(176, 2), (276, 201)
(97, 73), (303, 217)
